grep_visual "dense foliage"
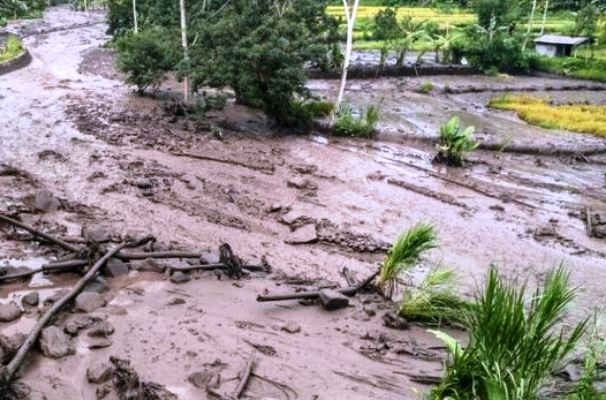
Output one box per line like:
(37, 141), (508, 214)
(0, 0), (45, 24)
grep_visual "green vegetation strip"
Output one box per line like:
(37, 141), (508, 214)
(490, 95), (606, 137)
(0, 35), (25, 63)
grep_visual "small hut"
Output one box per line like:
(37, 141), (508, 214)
(534, 35), (589, 58)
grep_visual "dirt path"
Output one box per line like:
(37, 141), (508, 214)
(1, 7), (605, 400)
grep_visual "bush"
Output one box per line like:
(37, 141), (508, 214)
(332, 104), (380, 137)
(417, 81), (434, 94)
(115, 28), (177, 93)
(431, 266), (588, 400)
(434, 116), (478, 166)
(0, 35), (24, 62)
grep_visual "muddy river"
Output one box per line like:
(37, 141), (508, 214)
(0, 6), (605, 400)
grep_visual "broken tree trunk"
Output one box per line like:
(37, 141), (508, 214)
(233, 355), (255, 399)
(256, 271), (379, 303)
(0, 214), (80, 253)
(0, 236), (152, 386)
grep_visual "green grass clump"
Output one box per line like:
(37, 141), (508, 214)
(399, 267), (470, 326)
(332, 104), (380, 137)
(530, 54), (606, 83)
(378, 223), (438, 298)
(417, 81), (434, 94)
(0, 35), (24, 63)
(431, 266), (588, 400)
(435, 116), (478, 166)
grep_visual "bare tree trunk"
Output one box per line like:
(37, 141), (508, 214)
(132, 0), (138, 34)
(334, 0), (360, 118)
(540, 0), (549, 35)
(523, 0), (538, 51)
(180, 0), (190, 103)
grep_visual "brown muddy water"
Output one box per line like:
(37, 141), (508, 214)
(0, 6), (605, 400)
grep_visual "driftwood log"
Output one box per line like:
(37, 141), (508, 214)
(0, 236), (153, 387)
(256, 271), (379, 302)
(0, 213), (80, 253)
(233, 355), (255, 399)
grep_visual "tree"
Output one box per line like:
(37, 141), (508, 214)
(575, 3), (599, 58)
(179, 0), (189, 102)
(522, 0), (538, 51)
(476, 0), (519, 29)
(540, 0), (549, 35)
(373, 7), (400, 72)
(334, 0), (361, 116)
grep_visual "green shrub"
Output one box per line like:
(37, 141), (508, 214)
(115, 28), (177, 93)
(417, 81), (434, 94)
(0, 35), (24, 63)
(332, 104), (380, 137)
(431, 266), (588, 400)
(435, 116), (479, 166)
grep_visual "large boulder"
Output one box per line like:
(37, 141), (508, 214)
(39, 326), (74, 358)
(73, 292), (106, 313)
(0, 303), (22, 322)
(319, 289), (349, 311)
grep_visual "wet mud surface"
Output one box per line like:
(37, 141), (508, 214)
(1, 7), (606, 400)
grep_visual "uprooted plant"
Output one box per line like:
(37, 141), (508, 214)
(378, 223), (438, 299)
(430, 266), (588, 400)
(434, 116), (479, 166)
(398, 267), (470, 326)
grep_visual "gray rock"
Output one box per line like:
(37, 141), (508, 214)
(382, 311), (409, 330)
(81, 226), (112, 243)
(64, 315), (100, 336)
(21, 292), (39, 307)
(39, 326), (74, 358)
(284, 224), (318, 245)
(73, 292), (106, 313)
(593, 224), (606, 238)
(84, 277), (110, 294)
(44, 290), (68, 306)
(32, 190), (60, 213)
(167, 297), (186, 306)
(287, 177), (317, 190)
(87, 321), (115, 337)
(87, 361), (114, 384)
(136, 258), (166, 273)
(170, 271), (191, 284)
(134, 179), (153, 189)
(103, 258), (129, 278)
(319, 289), (349, 311)
(0, 303), (22, 322)
(281, 321), (301, 334)
(0, 333), (26, 364)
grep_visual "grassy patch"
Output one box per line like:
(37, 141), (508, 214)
(0, 35), (25, 63)
(531, 55), (606, 83)
(489, 95), (606, 137)
(332, 104), (380, 137)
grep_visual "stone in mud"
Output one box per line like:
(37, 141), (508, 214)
(534, 225), (557, 237)
(84, 277), (110, 294)
(87, 321), (115, 337)
(64, 315), (99, 336)
(287, 177), (318, 190)
(21, 292), (39, 307)
(82, 226), (112, 243)
(170, 271), (191, 284)
(318, 289), (349, 311)
(134, 179), (153, 189)
(167, 297), (186, 306)
(284, 224), (318, 245)
(382, 311), (409, 330)
(0, 303), (22, 322)
(32, 189), (61, 213)
(137, 258), (166, 273)
(39, 326), (74, 358)
(88, 338), (113, 349)
(74, 292), (107, 313)
(187, 370), (221, 389)
(279, 211), (309, 226)
(87, 361), (114, 384)
(0, 333), (26, 364)
(44, 290), (68, 306)
(281, 321), (302, 334)
(103, 258), (129, 278)
(593, 224), (606, 238)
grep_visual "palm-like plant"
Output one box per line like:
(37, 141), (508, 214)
(378, 223), (438, 298)
(435, 116), (479, 166)
(431, 266), (588, 400)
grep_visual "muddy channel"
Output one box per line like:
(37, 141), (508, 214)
(0, 6), (605, 400)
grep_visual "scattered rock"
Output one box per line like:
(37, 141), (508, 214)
(187, 370), (221, 389)
(287, 177), (318, 190)
(170, 271), (191, 284)
(167, 297), (186, 306)
(0, 333), (26, 364)
(382, 311), (409, 330)
(137, 258), (167, 273)
(87, 321), (115, 337)
(281, 321), (301, 334)
(0, 303), (22, 322)
(103, 258), (129, 278)
(133, 179), (153, 189)
(82, 226), (112, 243)
(87, 361), (114, 384)
(318, 289), (349, 311)
(84, 277), (110, 294)
(73, 292), (107, 313)
(534, 225), (557, 237)
(64, 315), (100, 336)
(31, 189), (61, 213)
(39, 326), (74, 358)
(284, 224), (318, 245)
(88, 338), (113, 349)
(21, 292), (39, 307)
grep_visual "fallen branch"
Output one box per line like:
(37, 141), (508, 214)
(586, 207), (594, 237)
(0, 261), (86, 283)
(171, 151), (274, 175)
(169, 263), (269, 273)
(233, 355), (255, 399)
(0, 236), (153, 386)
(0, 213), (81, 253)
(116, 250), (203, 260)
(257, 271), (379, 302)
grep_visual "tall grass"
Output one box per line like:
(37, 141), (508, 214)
(378, 223), (437, 297)
(568, 315), (606, 400)
(332, 104), (380, 137)
(431, 266), (588, 400)
(490, 95), (606, 137)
